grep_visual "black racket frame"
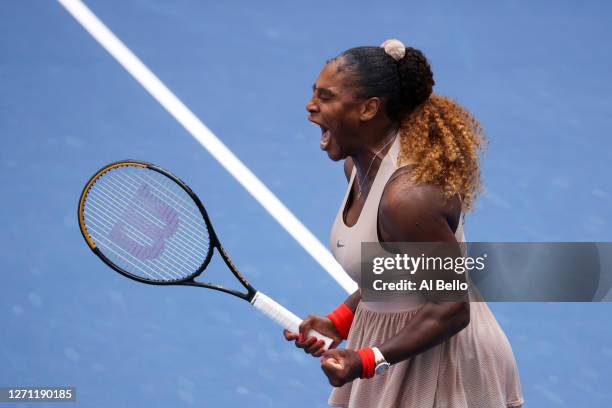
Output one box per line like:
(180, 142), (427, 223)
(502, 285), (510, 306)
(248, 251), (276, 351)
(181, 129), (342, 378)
(78, 160), (257, 302)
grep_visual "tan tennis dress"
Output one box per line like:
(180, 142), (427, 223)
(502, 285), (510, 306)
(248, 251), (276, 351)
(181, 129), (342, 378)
(328, 136), (524, 408)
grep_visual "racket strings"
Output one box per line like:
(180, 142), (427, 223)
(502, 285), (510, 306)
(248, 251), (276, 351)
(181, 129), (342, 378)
(86, 174), (205, 278)
(85, 193), (191, 281)
(91, 177), (204, 261)
(85, 200), (188, 281)
(83, 165), (211, 282)
(114, 173), (203, 232)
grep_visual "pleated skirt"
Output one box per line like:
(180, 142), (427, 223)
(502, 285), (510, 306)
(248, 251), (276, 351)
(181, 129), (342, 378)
(328, 301), (524, 408)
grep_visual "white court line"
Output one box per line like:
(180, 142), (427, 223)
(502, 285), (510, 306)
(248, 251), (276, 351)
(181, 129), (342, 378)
(57, 0), (357, 294)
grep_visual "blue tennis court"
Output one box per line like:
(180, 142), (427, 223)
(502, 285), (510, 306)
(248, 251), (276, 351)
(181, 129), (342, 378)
(1, 0), (611, 406)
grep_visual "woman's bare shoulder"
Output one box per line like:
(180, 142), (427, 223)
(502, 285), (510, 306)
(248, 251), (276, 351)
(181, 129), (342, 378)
(378, 167), (461, 242)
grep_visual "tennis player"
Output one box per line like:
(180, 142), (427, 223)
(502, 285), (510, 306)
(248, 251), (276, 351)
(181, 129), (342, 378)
(284, 40), (524, 407)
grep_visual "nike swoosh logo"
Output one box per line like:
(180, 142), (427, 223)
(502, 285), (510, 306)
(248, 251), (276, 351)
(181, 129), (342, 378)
(336, 240), (345, 248)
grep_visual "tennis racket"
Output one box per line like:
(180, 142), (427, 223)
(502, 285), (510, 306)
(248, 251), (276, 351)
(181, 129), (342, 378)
(77, 160), (332, 350)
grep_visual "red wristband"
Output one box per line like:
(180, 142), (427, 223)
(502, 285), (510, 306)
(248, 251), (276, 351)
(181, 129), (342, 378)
(357, 348), (376, 379)
(326, 303), (354, 340)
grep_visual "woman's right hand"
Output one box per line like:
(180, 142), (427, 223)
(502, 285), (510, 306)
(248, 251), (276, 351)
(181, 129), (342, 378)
(283, 315), (343, 357)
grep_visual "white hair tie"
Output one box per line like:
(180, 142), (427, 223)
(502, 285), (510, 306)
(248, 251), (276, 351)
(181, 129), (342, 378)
(380, 39), (406, 61)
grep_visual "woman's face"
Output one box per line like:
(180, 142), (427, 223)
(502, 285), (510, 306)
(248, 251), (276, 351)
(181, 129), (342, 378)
(306, 58), (366, 161)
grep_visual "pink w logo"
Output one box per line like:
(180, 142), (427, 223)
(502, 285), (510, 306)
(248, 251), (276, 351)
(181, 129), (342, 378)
(110, 184), (179, 260)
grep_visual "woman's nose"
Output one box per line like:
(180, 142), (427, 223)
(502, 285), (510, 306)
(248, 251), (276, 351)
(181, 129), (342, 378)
(305, 98), (318, 113)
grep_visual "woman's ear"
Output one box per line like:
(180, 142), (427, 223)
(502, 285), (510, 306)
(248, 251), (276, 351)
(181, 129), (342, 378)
(359, 97), (382, 121)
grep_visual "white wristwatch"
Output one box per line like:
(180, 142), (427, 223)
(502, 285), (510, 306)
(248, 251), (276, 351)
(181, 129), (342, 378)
(371, 346), (390, 375)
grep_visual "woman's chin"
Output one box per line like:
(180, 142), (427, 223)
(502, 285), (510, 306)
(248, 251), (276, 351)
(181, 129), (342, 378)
(325, 147), (345, 162)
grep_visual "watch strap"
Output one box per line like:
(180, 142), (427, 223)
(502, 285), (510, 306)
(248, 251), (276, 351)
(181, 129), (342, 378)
(371, 346), (387, 366)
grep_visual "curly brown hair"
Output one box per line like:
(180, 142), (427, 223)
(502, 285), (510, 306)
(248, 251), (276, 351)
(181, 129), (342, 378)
(398, 94), (486, 212)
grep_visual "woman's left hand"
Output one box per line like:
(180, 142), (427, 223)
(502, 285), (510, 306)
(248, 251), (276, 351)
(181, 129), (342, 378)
(320, 349), (362, 387)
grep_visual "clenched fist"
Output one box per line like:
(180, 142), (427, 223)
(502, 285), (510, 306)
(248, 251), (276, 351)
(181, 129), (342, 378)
(320, 348), (362, 387)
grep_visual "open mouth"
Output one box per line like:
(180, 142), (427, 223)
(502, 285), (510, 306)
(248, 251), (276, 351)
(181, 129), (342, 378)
(319, 124), (331, 150)
(309, 117), (332, 151)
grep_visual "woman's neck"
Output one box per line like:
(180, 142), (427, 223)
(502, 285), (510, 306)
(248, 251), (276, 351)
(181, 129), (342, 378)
(351, 125), (398, 197)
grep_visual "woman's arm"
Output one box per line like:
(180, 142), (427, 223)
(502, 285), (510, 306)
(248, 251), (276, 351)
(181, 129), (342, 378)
(379, 299), (469, 364)
(375, 177), (469, 364)
(343, 288), (361, 313)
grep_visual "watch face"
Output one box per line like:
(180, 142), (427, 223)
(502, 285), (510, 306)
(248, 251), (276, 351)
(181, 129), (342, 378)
(375, 362), (390, 375)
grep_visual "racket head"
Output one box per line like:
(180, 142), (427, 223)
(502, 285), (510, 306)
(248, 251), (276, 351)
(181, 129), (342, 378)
(78, 160), (216, 285)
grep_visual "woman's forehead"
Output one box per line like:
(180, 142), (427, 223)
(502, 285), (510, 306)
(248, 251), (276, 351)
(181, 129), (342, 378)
(316, 59), (353, 92)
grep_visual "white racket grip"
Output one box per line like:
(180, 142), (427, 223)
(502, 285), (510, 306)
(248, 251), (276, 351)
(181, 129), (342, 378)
(250, 291), (333, 350)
